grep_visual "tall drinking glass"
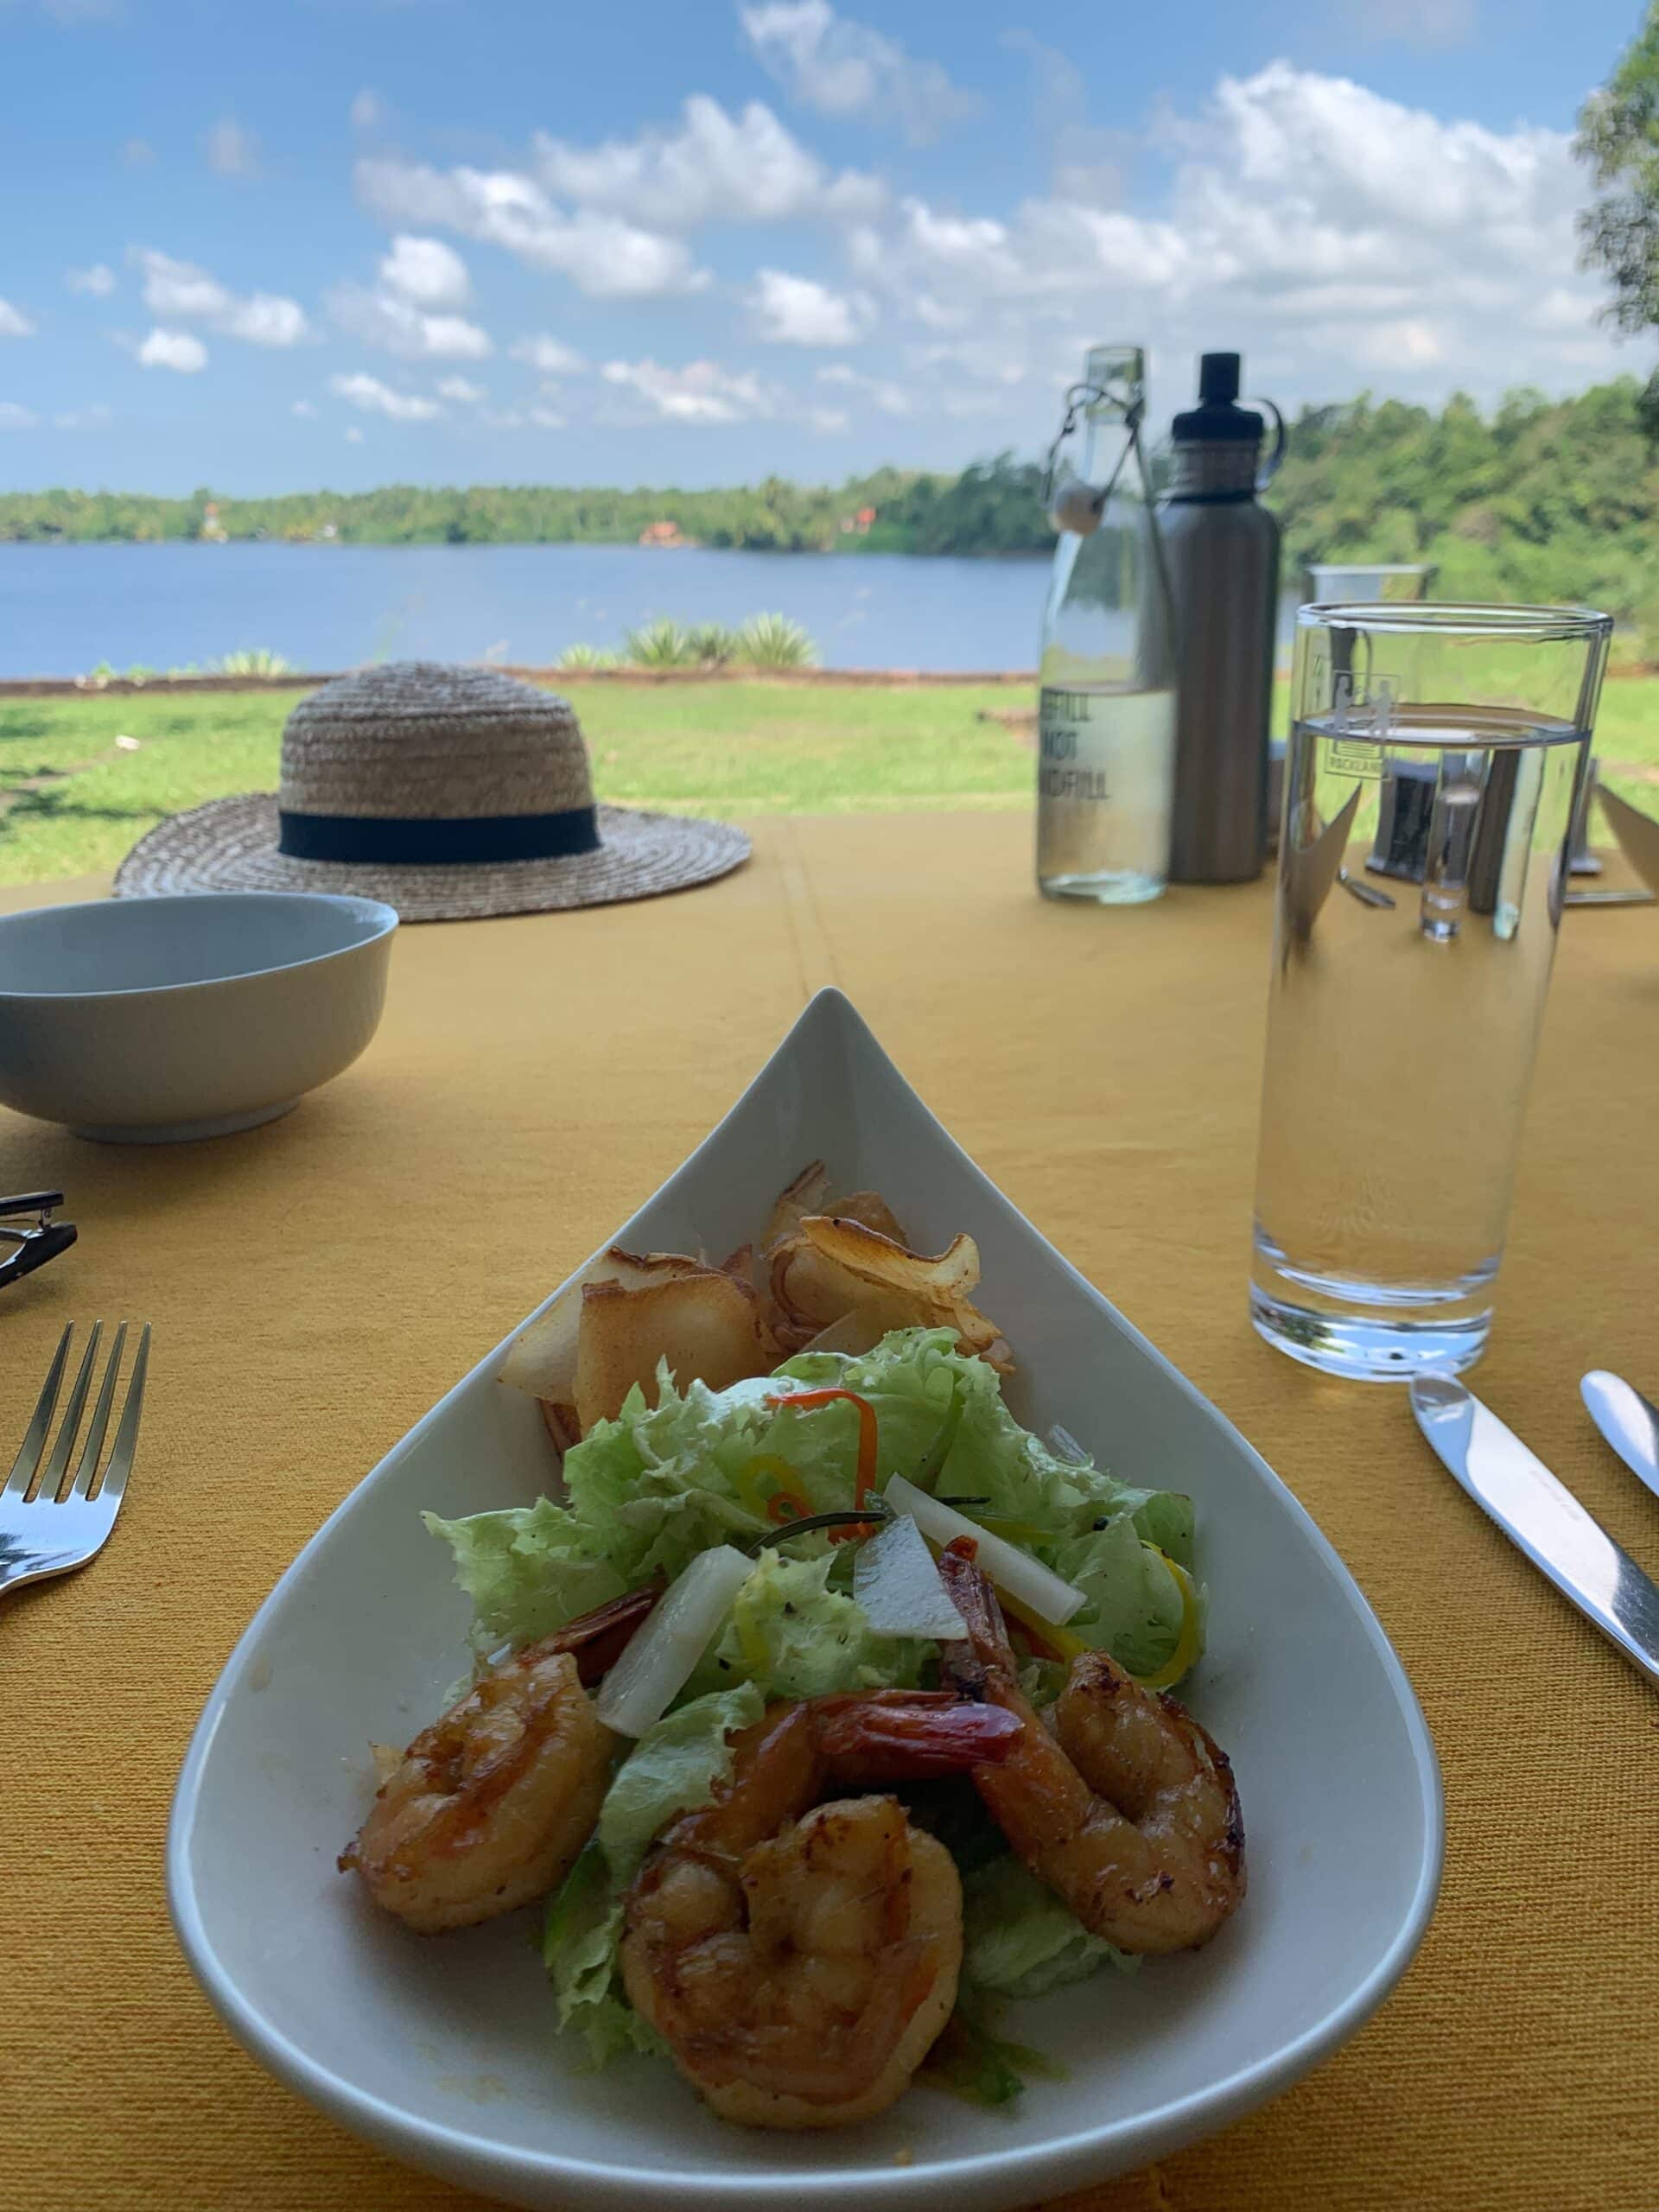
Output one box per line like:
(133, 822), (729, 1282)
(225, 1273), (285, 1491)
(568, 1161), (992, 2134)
(1250, 602), (1612, 1380)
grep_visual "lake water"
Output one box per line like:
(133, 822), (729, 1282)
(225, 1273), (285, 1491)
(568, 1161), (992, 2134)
(0, 542), (1063, 677)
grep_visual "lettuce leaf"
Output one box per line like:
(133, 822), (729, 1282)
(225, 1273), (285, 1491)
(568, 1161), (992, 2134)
(420, 1497), (627, 1657)
(963, 1856), (1139, 2000)
(543, 1683), (763, 2064)
(916, 2005), (1063, 2107)
(596, 1681), (766, 1879)
(432, 1327), (1203, 1687)
(1052, 1516), (1189, 1682)
(691, 1548), (928, 1703)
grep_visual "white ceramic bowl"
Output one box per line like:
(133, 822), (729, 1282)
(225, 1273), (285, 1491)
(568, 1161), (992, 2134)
(168, 988), (1442, 2211)
(0, 892), (397, 1142)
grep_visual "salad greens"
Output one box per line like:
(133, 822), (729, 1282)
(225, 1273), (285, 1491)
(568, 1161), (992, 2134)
(544, 1683), (764, 2064)
(427, 1325), (1205, 2096)
(963, 1857), (1137, 1999)
(429, 1326), (1195, 1676)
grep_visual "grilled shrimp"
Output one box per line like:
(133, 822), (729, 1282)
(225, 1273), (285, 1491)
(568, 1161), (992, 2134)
(620, 1689), (1021, 2130)
(340, 1586), (656, 1933)
(938, 1544), (1244, 1955)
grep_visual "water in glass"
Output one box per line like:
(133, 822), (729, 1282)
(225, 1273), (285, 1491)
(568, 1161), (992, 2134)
(1251, 695), (1591, 1378)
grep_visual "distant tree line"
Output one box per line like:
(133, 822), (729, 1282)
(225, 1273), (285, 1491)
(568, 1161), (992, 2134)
(0, 457), (1052, 558)
(7, 379), (1659, 631)
(1268, 380), (1659, 631)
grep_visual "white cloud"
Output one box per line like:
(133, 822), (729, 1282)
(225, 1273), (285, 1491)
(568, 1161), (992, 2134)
(842, 63), (1626, 411)
(354, 156), (709, 297)
(65, 264), (116, 297)
(53, 402), (111, 429)
(436, 374), (486, 402)
(327, 281), (492, 359)
(817, 362), (913, 414)
(534, 94), (884, 228)
(0, 401), (39, 429)
(331, 371), (442, 421)
(747, 267), (870, 345)
(809, 406), (849, 433)
(345, 425), (365, 443)
(0, 300), (36, 339)
(130, 249), (311, 346)
(527, 404), (565, 429)
(378, 234), (470, 307)
(291, 398), (319, 416)
(601, 356), (775, 424)
(136, 251), (228, 319)
(121, 137), (154, 168)
(227, 295), (310, 346)
(137, 327), (208, 372)
(203, 117), (260, 179)
(509, 334), (588, 375)
(741, 1), (981, 144)
(350, 88), (385, 130)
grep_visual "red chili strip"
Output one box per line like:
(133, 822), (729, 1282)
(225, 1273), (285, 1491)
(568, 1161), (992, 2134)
(766, 1386), (880, 1520)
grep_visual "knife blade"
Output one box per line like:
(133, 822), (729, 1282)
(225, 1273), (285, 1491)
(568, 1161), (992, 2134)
(1581, 1370), (1659, 1505)
(1410, 1374), (1659, 1688)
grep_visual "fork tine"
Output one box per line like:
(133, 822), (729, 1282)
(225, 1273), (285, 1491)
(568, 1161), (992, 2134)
(33, 1321), (101, 1503)
(67, 1322), (128, 1500)
(3, 1324), (73, 1497)
(94, 1324), (149, 1514)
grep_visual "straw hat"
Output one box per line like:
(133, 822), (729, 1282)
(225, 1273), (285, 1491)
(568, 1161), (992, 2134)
(113, 662), (750, 923)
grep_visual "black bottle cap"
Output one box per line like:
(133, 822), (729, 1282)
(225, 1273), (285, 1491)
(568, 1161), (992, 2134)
(1198, 352), (1241, 404)
(1173, 352), (1262, 443)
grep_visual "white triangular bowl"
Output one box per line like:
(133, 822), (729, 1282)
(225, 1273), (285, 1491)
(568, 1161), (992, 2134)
(168, 987), (1442, 2211)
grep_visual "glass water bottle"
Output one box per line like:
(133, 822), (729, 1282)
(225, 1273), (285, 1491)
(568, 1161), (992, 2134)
(1037, 346), (1178, 904)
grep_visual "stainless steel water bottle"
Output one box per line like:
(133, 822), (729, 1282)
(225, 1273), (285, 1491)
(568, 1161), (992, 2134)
(1162, 353), (1285, 883)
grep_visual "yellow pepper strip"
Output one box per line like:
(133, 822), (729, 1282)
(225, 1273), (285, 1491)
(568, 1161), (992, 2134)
(733, 1453), (804, 1523)
(1135, 1548), (1204, 1692)
(909, 1522), (1087, 1666)
(995, 1586), (1088, 1666)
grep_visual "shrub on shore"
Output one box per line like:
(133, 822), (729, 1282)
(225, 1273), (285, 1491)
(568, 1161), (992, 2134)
(561, 614), (822, 671)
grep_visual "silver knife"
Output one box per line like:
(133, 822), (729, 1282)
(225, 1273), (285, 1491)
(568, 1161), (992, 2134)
(1581, 1370), (1659, 1504)
(1410, 1374), (1659, 1688)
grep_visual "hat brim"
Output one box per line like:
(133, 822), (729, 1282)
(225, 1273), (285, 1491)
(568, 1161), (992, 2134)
(112, 795), (751, 922)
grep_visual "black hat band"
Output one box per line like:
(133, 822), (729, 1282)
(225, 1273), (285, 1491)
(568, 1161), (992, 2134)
(277, 806), (601, 866)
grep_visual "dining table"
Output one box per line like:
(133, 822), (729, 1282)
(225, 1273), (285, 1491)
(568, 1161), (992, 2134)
(2, 808), (1655, 2212)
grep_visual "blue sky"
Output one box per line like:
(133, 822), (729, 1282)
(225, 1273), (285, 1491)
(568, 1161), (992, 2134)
(0, 0), (1647, 494)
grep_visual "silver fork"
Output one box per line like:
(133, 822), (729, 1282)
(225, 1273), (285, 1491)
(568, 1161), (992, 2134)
(0, 1321), (150, 1600)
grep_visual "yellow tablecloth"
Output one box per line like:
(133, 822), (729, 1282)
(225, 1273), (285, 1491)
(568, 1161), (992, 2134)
(3, 815), (1656, 2212)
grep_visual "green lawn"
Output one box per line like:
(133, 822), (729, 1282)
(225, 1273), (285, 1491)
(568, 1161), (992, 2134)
(1, 673), (1655, 886)
(0, 681), (1034, 885)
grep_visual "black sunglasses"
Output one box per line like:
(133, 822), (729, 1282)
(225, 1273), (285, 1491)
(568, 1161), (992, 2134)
(0, 1193), (77, 1291)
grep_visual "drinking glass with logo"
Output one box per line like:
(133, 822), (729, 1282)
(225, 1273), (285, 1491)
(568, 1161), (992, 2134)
(1250, 601), (1611, 1379)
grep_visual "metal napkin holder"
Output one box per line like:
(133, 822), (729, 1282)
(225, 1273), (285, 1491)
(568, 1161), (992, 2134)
(0, 1192), (76, 1291)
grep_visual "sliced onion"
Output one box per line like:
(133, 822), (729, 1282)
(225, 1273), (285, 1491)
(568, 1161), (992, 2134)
(709, 1373), (810, 1414)
(883, 1474), (1087, 1626)
(852, 1514), (968, 1640)
(594, 1546), (753, 1737)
